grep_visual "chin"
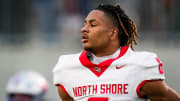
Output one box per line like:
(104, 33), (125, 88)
(83, 45), (92, 52)
(82, 43), (94, 51)
(83, 47), (92, 51)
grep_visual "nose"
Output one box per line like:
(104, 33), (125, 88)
(81, 25), (89, 34)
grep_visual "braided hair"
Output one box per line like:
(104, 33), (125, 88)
(95, 4), (139, 50)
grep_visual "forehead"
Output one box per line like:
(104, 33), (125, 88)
(85, 10), (110, 23)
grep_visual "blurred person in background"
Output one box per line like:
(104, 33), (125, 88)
(79, 0), (92, 17)
(53, 3), (180, 101)
(0, 0), (31, 44)
(57, 0), (83, 49)
(32, 0), (58, 44)
(6, 70), (48, 101)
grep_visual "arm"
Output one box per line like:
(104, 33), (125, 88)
(140, 80), (180, 101)
(57, 86), (73, 101)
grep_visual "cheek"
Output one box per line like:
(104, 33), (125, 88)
(89, 29), (109, 46)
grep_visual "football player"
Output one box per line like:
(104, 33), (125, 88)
(53, 4), (180, 101)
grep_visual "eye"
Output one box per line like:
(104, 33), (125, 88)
(91, 23), (97, 27)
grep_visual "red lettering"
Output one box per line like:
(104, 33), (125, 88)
(73, 83), (128, 97)
(73, 87), (78, 97)
(92, 85), (97, 94)
(82, 86), (87, 96)
(88, 97), (108, 101)
(100, 84), (105, 94)
(78, 87), (82, 96)
(106, 84), (111, 94)
(118, 84), (122, 94)
(88, 85), (92, 94)
(112, 84), (117, 94)
(124, 84), (128, 94)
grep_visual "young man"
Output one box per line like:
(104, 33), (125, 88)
(53, 4), (180, 101)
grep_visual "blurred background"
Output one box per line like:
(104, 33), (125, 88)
(0, 0), (180, 100)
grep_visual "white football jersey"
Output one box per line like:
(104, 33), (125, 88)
(53, 46), (165, 101)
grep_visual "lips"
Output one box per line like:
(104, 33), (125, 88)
(81, 35), (88, 43)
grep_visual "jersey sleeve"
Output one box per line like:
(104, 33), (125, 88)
(52, 55), (65, 85)
(52, 55), (75, 97)
(139, 54), (165, 80)
(135, 53), (165, 98)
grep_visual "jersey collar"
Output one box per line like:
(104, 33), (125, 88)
(79, 46), (129, 77)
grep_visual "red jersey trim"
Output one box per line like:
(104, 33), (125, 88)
(155, 57), (164, 74)
(136, 80), (158, 98)
(56, 84), (70, 97)
(79, 46), (129, 77)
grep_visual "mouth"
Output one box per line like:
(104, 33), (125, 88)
(81, 35), (88, 43)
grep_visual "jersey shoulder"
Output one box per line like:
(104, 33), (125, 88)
(130, 51), (165, 79)
(52, 52), (81, 72)
(129, 51), (160, 67)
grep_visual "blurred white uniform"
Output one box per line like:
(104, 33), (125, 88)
(53, 46), (165, 101)
(6, 70), (48, 101)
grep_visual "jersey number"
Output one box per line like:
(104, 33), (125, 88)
(88, 97), (108, 101)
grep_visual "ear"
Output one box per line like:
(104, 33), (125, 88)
(109, 27), (119, 41)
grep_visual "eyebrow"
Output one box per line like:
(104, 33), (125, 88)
(84, 19), (97, 24)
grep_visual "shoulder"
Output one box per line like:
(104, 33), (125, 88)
(52, 52), (81, 72)
(58, 53), (81, 65)
(115, 48), (160, 67)
(134, 51), (157, 59)
(131, 51), (164, 77)
(131, 51), (165, 81)
(132, 51), (157, 60)
(130, 51), (160, 67)
(59, 53), (81, 62)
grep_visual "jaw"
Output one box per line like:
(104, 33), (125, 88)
(82, 42), (92, 51)
(82, 43), (104, 55)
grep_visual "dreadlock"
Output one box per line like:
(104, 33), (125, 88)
(95, 4), (139, 50)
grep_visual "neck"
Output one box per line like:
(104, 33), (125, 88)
(92, 45), (120, 57)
